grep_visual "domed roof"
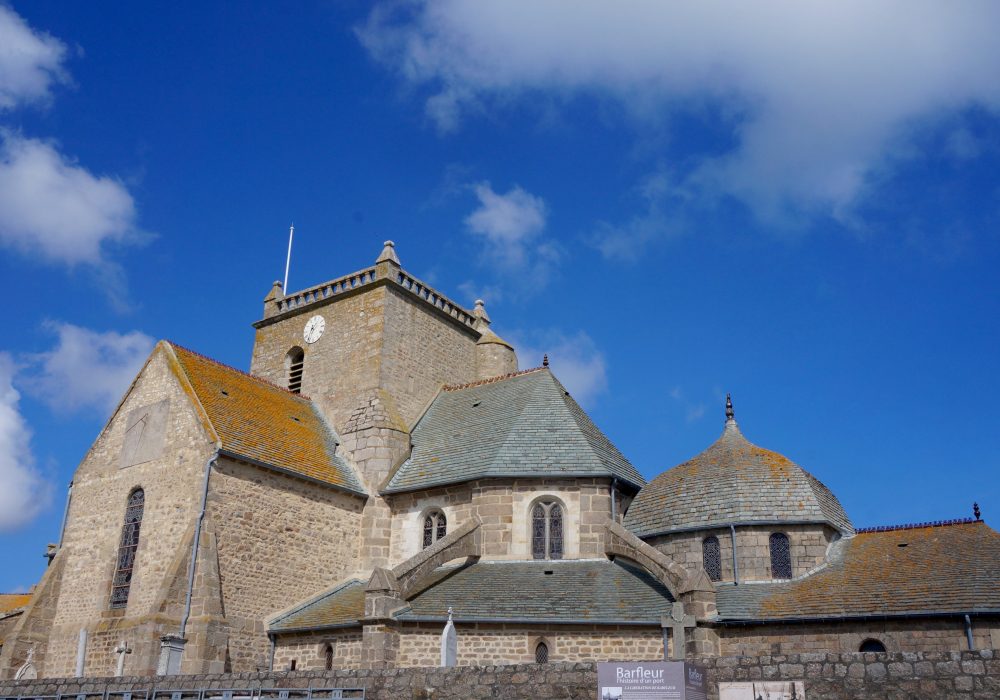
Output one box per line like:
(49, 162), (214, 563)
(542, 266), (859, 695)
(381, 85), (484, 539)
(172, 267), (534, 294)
(624, 397), (853, 538)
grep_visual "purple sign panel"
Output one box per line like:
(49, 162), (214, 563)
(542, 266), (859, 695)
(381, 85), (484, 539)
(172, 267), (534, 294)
(597, 662), (706, 700)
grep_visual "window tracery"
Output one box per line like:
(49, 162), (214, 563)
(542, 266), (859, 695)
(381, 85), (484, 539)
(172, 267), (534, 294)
(531, 500), (563, 560)
(423, 510), (447, 549)
(110, 488), (145, 609)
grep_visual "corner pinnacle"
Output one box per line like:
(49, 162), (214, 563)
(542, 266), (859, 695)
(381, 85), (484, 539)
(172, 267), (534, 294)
(376, 240), (400, 265)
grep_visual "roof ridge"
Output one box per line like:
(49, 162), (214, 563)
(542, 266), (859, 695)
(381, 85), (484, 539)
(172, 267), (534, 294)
(855, 518), (978, 534)
(442, 366), (547, 391)
(167, 340), (312, 400)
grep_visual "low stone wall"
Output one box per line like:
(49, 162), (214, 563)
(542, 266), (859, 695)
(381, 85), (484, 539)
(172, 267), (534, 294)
(2, 650), (997, 699)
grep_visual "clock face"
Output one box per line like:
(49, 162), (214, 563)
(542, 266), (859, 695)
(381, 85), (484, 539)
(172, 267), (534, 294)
(303, 315), (325, 344)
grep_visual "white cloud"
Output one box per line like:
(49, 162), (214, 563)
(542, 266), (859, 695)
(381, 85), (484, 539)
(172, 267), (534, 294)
(463, 182), (559, 294)
(360, 1), (1000, 223)
(32, 323), (154, 414)
(511, 330), (607, 407)
(0, 4), (69, 111)
(0, 132), (140, 267)
(669, 385), (707, 425)
(0, 353), (49, 532)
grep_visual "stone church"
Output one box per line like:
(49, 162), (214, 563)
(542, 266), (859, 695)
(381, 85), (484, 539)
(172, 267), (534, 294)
(1, 241), (998, 680)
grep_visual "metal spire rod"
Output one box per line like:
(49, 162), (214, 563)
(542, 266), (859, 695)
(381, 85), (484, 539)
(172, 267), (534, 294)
(283, 223), (294, 293)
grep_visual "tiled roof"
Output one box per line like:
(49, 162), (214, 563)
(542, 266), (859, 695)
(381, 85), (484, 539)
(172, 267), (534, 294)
(396, 559), (674, 624)
(166, 343), (365, 495)
(269, 580), (366, 631)
(0, 594), (30, 614)
(383, 369), (644, 493)
(624, 421), (852, 537)
(715, 521), (1000, 621)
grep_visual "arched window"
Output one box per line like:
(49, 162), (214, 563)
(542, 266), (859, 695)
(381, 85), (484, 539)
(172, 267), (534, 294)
(110, 488), (145, 609)
(286, 347), (305, 393)
(531, 501), (563, 560)
(702, 536), (721, 582)
(423, 510), (447, 548)
(324, 643), (334, 670)
(769, 532), (792, 579)
(534, 641), (549, 664)
(859, 639), (886, 653)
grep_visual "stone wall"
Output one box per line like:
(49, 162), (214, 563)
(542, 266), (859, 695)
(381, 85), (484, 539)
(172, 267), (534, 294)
(647, 523), (839, 583)
(720, 617), (1000, 656)
(386, 478), (614, 566)
(0, 347), (218, 680)
(206, 458), (365, 673)
(270, 631), (363, 672)
(3, 650), (998, 699)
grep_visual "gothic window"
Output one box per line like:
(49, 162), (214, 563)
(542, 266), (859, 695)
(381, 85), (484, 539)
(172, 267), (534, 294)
(531, 501), (563, 560)
(110, 488), (145, 609)
(324, 643), (334, 670)
(769, 532), (792, 579)
(859, 639), (886, 653)
(702, 535), (721, 582)
(286, 347), (305, 393)
(422, 510), (447, 549)
(534, 641), (549, 664)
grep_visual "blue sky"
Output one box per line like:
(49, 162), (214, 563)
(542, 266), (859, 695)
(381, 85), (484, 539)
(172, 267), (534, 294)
(1, 1), (998, 593)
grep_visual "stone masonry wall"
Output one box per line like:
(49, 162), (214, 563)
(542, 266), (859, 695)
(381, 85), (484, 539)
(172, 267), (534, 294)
(3, 650), (998, 700)
(206, 458), (365, 673)
(648, 523), (839, 583)
(720, 617), (1000, 657)
(1, 347), (218, 680)
(271, 631), (362, 672)
(387, 478), (613, 566)
(397, 623), (665, 667)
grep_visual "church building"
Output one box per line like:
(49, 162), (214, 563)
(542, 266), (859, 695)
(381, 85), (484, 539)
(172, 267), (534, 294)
(2, 241), (998, 680)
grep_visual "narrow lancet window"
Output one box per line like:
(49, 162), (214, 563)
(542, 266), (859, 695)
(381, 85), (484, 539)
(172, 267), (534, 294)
(422, 510), (447, 549)
(769, 532), (792, 579)
(110, 488), (145, 609)
(534, 641), (549, 664)
(286, 347), (305, 393)
(324, 643), (334, 670)
(531, 501), (563, 560)
(702, 535), (721, 582)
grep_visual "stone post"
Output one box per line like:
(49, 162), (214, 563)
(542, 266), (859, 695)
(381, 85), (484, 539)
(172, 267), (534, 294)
(157, 635), (186, 676)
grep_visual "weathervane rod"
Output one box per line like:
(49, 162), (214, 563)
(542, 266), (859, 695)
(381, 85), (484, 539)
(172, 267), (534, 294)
(283, 223), (294, 293)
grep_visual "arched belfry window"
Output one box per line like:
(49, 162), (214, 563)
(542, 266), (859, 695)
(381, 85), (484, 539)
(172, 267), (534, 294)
(531, 500), (563, 560)
(702, 536), (721, 582)
(769, 532), (792, 579)
(286, 347), (305, 394)
(423, 510), (447, 549)
(110, 488), (145, 609)
(534, 641), (549, 664)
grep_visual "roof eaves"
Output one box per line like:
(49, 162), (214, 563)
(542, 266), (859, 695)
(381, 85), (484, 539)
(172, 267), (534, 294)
(381, 470), (623, 495)
(268, 578), (363, 628)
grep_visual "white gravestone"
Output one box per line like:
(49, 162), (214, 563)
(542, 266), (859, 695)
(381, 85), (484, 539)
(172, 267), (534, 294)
(440, 607), (457, 667)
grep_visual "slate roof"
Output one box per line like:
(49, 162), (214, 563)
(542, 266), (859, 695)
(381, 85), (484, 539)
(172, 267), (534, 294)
(269, 580), (366, 631)
(715, 521), (1000, 621)
(0, 594), (30, 614)
(383, 368), (644, 493)
(396, 559), (674, 624)
(624, 419), (852, 537)
(166, 343), (365, 495)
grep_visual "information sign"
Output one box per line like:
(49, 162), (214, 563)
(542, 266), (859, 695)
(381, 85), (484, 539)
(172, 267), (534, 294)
(597, 662), (706, 700)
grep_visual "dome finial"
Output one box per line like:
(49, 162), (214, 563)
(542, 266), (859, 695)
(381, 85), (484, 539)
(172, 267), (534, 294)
(725, 393), (734, 421)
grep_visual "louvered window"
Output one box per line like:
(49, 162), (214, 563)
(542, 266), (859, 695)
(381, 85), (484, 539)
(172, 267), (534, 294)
(286, 347), (305, 393)
(531, 501), (563, 560)
(422, 510), (447, 549)
(769, 532), (792, 579)
(110, 488), (144, 609)
(702, 536), (721, 581)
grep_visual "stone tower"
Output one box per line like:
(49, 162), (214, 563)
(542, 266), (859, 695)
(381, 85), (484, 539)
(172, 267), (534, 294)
(249, 241), (517, 570)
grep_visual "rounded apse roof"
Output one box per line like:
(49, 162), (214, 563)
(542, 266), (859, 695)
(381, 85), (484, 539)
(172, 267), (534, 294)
(624, 397), (853, 538)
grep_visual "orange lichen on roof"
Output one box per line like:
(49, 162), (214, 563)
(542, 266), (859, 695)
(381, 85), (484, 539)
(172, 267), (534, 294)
(0, 594), (31, 613)
(442, 366), (546, 391)
(759, 521), (1000, 618)
(166, 343), (363, 494)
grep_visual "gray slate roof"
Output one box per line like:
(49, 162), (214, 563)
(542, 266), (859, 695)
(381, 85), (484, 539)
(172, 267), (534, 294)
(270, 579), (365, 632)
(715, 521), (1000, 621)
(383, 368), (644, 493)
(397, 559), (674, 624)
(624, 420), (852, 537)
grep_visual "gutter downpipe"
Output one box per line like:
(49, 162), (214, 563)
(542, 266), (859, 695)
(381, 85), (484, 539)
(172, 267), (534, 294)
(730, 524), (740, 585)
(180, 452), (218, 638)
(268, 633), (276, 672)
(964, 614), (974, 650)
(58, 480), (74, 548)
